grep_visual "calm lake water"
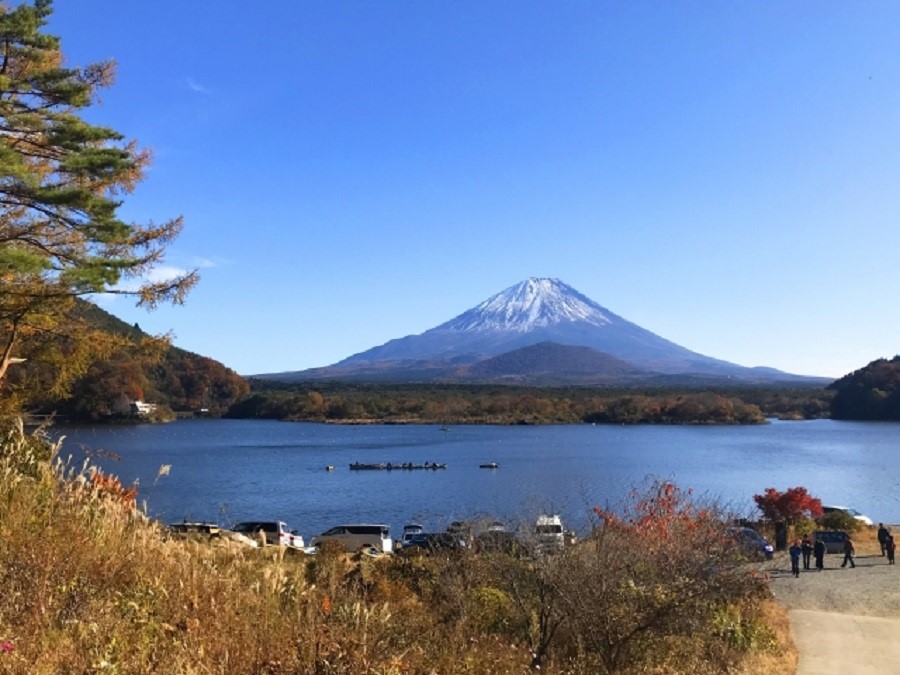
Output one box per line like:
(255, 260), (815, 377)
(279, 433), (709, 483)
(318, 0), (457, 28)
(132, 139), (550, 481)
(53, 419), (900, 540)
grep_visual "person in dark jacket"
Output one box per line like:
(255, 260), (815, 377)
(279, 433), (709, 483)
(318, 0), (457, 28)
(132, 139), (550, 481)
(877, 523), (890, 556)
(813, 537), (826, 570)
(789, 539), (803, 578)
(841, 534), (856, 568)
(886, 534), (896, 565)
(801, 536), (813, 570)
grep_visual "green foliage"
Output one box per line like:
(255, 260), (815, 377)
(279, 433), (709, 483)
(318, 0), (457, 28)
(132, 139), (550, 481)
(470, 586), (515, 633)
(829, 356), (900, 420)
(792, 517), (819, 539)
(819, 511), (862, 533)
(0, 0), (196, 404)
(711, 603), (777, 652)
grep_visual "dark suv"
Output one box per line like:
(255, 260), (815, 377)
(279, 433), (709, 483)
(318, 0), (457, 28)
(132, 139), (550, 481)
(814, 530), (848, 554)
(404, 532), (467, 552)
(728, 527), (774, 559)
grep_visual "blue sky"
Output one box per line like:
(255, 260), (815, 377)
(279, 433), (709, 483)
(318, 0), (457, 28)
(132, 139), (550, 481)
(46, 2), (900, 379)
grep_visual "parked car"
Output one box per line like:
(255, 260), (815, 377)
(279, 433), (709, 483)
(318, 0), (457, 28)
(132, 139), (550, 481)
(167, 521), (221, 538)
(727, 526), (774, 559)
(446, 520), (473, 536)
(403, 532), (467, 553)
(814, 530), (848, 554)
(401, 523), (424, 547)
(822, 505), (874, 527)
(230, 521), (304, 548)
(474, 530), (525, 555)
(535, 514), (565, 553)
(221, 529), (260, 548)
(311, 524), (393, 553)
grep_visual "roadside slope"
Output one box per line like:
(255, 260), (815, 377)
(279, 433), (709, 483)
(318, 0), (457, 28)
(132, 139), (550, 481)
(764, 546), (900, 674)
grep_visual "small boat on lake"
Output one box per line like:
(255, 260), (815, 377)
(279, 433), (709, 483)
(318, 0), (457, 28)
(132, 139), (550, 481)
(349, 462), (386, 470)
(479, 462), (500, 469)
(350, 461), (447, 471)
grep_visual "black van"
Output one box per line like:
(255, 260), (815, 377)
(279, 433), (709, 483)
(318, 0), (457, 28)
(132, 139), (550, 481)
(813, 530), (848, 554)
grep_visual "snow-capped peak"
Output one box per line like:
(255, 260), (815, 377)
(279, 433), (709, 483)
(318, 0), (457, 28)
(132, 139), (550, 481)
(439, 278), (612, 332)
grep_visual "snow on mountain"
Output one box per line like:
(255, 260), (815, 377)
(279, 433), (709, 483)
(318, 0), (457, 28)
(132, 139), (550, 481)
(333, 276), (718, 371)
(261, 277), (824, 384)
(440, 278), (611, 332)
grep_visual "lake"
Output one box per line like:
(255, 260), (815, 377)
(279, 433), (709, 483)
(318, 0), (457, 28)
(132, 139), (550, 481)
(53, 419), (900, 540)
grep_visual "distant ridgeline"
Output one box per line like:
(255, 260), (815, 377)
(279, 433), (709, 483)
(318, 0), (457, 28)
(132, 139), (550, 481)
(31, 301), (248, 422)
(828, 356), (900, 420)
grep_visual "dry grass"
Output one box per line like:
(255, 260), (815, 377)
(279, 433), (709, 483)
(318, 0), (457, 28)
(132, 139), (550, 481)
(0, 419), (798, 674)
(852, 526), (882, 556)
(735, 600), (798, 675)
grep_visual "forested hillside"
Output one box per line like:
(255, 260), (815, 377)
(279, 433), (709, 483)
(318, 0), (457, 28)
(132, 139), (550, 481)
(828, 356), (900, 420)
(21, 301), (248, 421)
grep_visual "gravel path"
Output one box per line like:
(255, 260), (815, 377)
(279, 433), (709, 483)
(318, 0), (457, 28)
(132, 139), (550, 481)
(760, 533), (900, 674)
(787, 610), (900, 675)
(762, 550), (900, 617)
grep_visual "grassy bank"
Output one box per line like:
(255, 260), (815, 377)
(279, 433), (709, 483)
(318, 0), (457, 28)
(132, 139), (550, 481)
(0, 417), (795, 674)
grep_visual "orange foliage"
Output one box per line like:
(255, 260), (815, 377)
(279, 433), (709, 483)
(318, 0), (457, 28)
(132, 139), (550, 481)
(90, 471), (138, 507)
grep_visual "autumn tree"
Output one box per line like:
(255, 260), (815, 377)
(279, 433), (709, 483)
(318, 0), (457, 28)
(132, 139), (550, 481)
(0, 0), (196, 404)
(753, 486), (823, 525)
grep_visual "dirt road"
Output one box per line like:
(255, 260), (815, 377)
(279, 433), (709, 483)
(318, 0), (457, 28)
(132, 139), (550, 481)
(763, 547), (900, 674)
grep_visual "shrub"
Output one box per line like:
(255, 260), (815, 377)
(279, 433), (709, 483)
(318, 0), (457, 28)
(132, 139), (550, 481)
(792, 517), (819, 539)
(820, 510), (862, 533)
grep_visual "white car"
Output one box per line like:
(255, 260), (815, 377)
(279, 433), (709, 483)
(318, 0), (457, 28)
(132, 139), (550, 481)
(311, 524), (393, 553)
(822, 505), (874, 527)
(230, 521), (305, 548)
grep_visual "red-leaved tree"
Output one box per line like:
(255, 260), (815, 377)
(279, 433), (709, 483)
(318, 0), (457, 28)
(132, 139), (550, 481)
(753, 486), (823, 524)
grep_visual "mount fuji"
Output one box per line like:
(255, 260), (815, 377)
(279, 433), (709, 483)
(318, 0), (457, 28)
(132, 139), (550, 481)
(263, 278), (825, 385)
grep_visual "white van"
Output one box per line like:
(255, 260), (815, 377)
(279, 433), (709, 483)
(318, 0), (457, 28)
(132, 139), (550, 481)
(311, 524), (393, 553)
(535, 515), (565, 552)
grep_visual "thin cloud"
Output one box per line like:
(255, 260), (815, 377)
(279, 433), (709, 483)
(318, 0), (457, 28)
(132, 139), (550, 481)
(146, 265), (190, 284)
(185, 77), (210, 94)
(190, 256), (231, 268)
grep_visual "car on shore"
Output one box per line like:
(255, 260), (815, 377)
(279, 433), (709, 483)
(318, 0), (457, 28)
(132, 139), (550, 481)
(728, 526), (774, 559)
(402, 532), (468, 553)
(311, 524), (393, 553)
(813, 530), (849, 554)
(230, 521), (305, 549)
(822, 506), (874, 527)
(167, 521), (221, 538)
(535, 514), (566, 553)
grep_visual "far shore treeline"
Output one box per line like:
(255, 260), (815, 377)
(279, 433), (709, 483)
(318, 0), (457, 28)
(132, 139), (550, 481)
(228, 380), (832, 425)
(18, 298), (900, 425)
(14, 296), (900, 426)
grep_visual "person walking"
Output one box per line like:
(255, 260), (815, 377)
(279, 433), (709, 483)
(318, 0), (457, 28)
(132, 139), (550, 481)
(801, 535), (813, 570)
(877, 523), (891, 556)
(886, 534), (896, 565)
(813, 536), (826, 570)
(789, 539), (803, 578)
(841, 534), (856, 568)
